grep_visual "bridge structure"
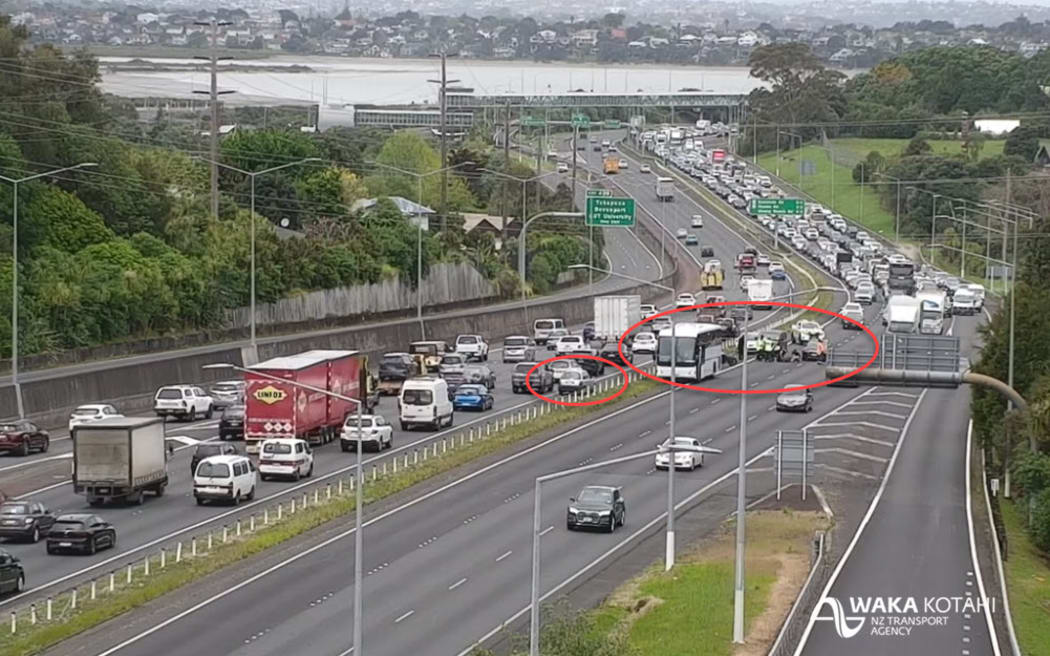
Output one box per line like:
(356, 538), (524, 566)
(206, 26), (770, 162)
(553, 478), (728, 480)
(446, 90), (747, 110)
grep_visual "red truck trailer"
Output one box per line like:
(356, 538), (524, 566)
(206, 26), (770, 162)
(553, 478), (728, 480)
(244, 350), (377, 453)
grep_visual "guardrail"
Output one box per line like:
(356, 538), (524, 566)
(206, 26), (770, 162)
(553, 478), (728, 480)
(768, 529), (828, 656)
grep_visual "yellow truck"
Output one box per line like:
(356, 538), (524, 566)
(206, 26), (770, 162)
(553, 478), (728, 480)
(701, 260), (724, 290)
(603, 156), (620, 174)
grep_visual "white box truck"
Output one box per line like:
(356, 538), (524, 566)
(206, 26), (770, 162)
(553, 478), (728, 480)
(655, 177), (675, 202)
(916, 289), (947, 334)
(72, 417), (168, 506)
(882, 295), (921, 334)
(594, 295), (642, 343)
(747, 279), (774, 310)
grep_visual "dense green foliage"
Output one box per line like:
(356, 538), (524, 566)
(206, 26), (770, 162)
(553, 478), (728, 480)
(0, 18), (597, 357)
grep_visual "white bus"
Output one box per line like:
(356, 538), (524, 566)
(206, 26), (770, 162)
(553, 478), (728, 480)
(656, 323), (724, 382)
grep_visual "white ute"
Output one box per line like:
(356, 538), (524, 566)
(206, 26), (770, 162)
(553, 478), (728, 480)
(455, 334), (489, 361)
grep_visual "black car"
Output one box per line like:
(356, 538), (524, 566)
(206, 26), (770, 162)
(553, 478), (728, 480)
(576, 356), (605, 378)
(582, 321), (596, 342)
(511, 362), (554, 394)
(379, 353), (418, 381)
(191, 442), (239, 475)
(701, 246), (715, 258)
(0, 549), (24, 595)
(801, 340), (828, 362)
(567, 485), (625, 532)
(219, 404), (246, 441)
(0, 421), (49, 456)
(0, 501), (55, 543)
(599, 343), (633, 366)
(776, 389), (814, 412)
(463, 364), (497, 390)
(46, 514), (116, 555)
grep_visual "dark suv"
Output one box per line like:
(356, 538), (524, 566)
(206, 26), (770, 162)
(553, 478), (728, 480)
(0, 501), (55, 543)
(599, 343), (633, 367)
(191, 442), (239, 475)
(511, 362), (554, 394)
(219, 405), (246, 441)
(566, 485), (625, 532)
(379, 353), (418, 381)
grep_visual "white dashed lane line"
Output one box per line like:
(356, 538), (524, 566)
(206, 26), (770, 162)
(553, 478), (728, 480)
(496, 550), (513, 563)
(449, 578), (468, 591)
(539, 526), (554, 537)
(394, 610), (414, 624)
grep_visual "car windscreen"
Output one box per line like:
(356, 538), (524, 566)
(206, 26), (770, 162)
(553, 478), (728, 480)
(514, 364), (535, 374)
(409, 344), (437, 355)
(195, 445), (223, 457)
(0, 503), (28, 515)
(402, 389), (434, 405)
(458, 336), (477, 344)
(456, 386), (484, 396)
(442, 355), (464, 364)
(212, 383), (242, 392)
(157, 389), (184, 399)
(72, 408), (100, 416)
(535, 320), (556, 330)
(262, 443), (293, 455)
(505, 338), (527, 347)
(196, 462), (231, 478)
(577, 488), (613, 504)
(53, 520), (85, 530)
(344, 417), (375, 428)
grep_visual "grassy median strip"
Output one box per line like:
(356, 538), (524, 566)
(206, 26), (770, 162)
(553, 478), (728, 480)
(1000, 499), (1050, 655)
(485, 510), (831, 656)
(2, 379), (662, 656)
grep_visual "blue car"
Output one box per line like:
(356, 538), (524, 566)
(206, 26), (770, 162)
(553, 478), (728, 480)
(453, 384), (494, 411)
(771, 269), (788, 281)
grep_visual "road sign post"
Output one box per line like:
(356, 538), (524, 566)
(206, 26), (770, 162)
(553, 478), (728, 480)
(749, 198), (804, 216)
(571, 115), (591, 129)
(522, 116), (546, 128)
(585, 196), (636, 227)
(775, 429), (813, 500)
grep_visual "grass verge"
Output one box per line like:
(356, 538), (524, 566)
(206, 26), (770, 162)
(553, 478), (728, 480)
(506, 510), (830, 656)
(2, 378), (662, 656)
(1000, 499), (1050, 655)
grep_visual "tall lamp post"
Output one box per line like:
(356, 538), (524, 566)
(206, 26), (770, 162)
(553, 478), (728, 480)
(198, 157), (322, 351)
(569, 263), (683, 569)
(365, 161), (476, 340)
(0, 162), (98, 418)
(203, 362), (365, 656)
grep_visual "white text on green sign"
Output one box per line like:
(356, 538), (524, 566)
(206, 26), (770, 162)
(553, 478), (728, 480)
(586, 197), (636, 227)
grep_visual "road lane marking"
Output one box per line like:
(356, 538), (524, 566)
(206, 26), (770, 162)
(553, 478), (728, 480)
(0, 453), (72, 473)
(638, 430), (651, 438)
(394, 610), (414, 623)
(964, 419), (1002, 655)
(539, 526), (554, 537)
(449, 578), (467, 591)
(725, 425), (736, 433)
(496, 550), (513, 562)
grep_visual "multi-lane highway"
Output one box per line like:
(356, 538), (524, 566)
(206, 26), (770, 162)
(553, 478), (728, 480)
(23, 133), (890, 656)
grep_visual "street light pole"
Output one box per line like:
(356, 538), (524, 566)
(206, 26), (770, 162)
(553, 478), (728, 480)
(202, 362), (364, 655)
(197, 156), (321, 350)
(0, 162), (98, 418)
(732, 310), (749, 644)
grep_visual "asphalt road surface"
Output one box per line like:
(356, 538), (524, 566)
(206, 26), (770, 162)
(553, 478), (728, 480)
(37, 137), (891, 656)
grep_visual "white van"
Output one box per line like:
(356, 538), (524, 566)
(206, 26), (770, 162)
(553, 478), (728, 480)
(258, 438), (314, 481)
(533, 318), (566, 345)
(399, 376), (454, 431)
(193, 455), (257, 505)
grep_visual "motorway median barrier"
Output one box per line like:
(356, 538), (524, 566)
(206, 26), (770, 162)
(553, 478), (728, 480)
(0, 367), (663, 656)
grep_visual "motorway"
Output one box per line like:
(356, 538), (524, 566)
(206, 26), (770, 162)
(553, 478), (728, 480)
(28, 137), (890, 656)
(796, 315), (996, 655)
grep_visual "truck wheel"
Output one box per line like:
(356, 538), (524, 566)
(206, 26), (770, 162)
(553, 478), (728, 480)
(401, 422), (409, 431)
(130, 491), (144, 506)
(88, 497), (103, 507)
(155, 483), (166, 497)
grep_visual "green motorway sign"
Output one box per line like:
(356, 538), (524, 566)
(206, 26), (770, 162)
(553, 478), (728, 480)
(603, 119), (621, 128)
(521, 116), (546, 127)
(749, 198), (804, 216)
(571, 115), (591, 128)
(586, 196), (636, 227)
(586, 189), (612, 198)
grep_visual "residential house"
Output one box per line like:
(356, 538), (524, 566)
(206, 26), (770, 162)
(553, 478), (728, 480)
(573, 29), (598, 47)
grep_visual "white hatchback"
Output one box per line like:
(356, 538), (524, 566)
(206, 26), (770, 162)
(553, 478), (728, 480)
(68, 404), (122, 432)
(258, 438), (314, 481)
(633, 332), (657, 354)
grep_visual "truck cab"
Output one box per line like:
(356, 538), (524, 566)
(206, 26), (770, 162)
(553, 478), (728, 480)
(408, 341), (451, 373)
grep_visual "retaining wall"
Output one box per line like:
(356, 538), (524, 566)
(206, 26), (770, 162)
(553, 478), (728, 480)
(3, 202), (684, 430)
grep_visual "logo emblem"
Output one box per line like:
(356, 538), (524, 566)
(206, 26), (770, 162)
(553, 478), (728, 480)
(814, 597), (865, 638)
(253, 385), (286, 405)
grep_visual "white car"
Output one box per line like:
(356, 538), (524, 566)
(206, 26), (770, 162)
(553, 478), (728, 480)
(555, 334), (590, 355)
(154, 385), (214, 421)
(556, 162), (569, 173)
(455, 334), (489, 361)
(548, 360), (576, 381)
(640, 164), (651, 173)
(690, 215), (704, 228)
(739, 275), (754, 291)
(791, 320), (826, 343)
(618, 159), (628, 169)
(209, 380), (245, 409)
(258, 438), (314, 481)
(756, 254), (771, 266)
(675, 293), (697, 308)
(557, 368), (591, 394)
(840, 302), (864, 329)
(768, 262), (785, 276)
(655, 437), (705, 470)
(193, 455), (257, 506)
(640, 304), (657, 319)
(633, 332), (658, 354)
(676, 228), (688, 240)
(340, 414), (393, 452)
(854, 286), (874, 304)
(68, 404), (123, 432)
(805, 228), (819, 241)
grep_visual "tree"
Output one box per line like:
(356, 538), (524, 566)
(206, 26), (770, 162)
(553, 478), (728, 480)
(1003, 126), (1040, 161)
(601, 12), (625, 29)
(24, 186), (114, 254)
(902, 137), (931, 157)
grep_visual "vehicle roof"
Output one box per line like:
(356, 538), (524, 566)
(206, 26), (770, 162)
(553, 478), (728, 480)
(383, 352), (411, 357)
(74, 403), (114, 410)
(402, 376), (447, 386)
(580, 484), (619, 492)
(74, 416), (162, 429)
(659, 322), (723, 338)
(410, 340), (447, 346)
(55, 513), (96, 521)
(251, 350), (358, 371)
(260, 437), (306, 444)
(197, 454), (248, 465)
